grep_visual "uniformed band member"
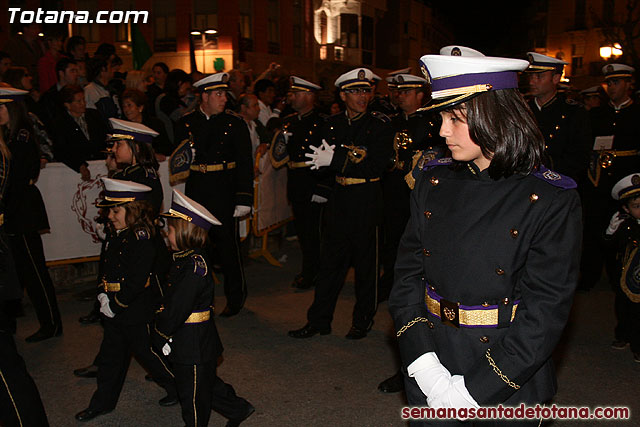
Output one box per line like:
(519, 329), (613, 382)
(0, 90), (50, 426)
(385, 67), (411, 111)
(580, 85), (602, 111)
(605, 174), (640, 363)
(526, 52), (592, 182)
(0, 86), (63, 342)
(380, 74), (445, 304)
(389, 53), (581, 423)
(289, 68), (394, 340)
(175, 72), (254, 317)
(109, 118), (163, 213)
(155, 189), (254, 427)
(76, 178), (177, 422)
(580, 64), (640, 290)
(271, 76), (331, 289)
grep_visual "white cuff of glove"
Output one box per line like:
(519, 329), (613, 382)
(99, 301), (115, 318)
(311, 194), (328, 203)
(162, 343), (172, 356)
(233, 205), (251, 218)
(408, 352), (452, 401)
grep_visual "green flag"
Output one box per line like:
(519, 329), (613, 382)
(131, 23), (152, 70)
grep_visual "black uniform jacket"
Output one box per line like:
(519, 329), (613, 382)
(52, 108), (108, 172)
(103, 226), (159, 325)
(325, 111), (394, 181)
(5, 128), (49, 234)
(176, 109), (254, 215)
(153, 249), (222, 365)
(389, 160), (582, 405)
(529, 94), (591, 181)
(590, 101), (640, 184)
(113, 164), (164, 214)
(281, 110), (332, 202)
(324, 111), (394, 225)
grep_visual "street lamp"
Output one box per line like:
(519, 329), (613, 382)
(600, 43), (623, 60)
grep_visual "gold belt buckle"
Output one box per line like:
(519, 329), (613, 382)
(439, 298), (460, 328)
(199, 164), (207, 173)
(101, 279), (108, 292)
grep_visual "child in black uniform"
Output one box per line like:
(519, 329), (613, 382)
(155, 189), (254, 427)
(606, 173), (640, 362)
(75, 178), (177, 422)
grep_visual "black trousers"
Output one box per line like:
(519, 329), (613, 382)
(614, 287), (640, 353)
(88, 320), (175, 411)
(9, 231), (62, 330)
(291, 200), (323, 287)
(307, 221), (380, 331)
(0, 330), (49, 427)
(208, 217), (247, 309)
(174, 361), (252, 427)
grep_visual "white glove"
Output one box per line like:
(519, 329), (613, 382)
(311, 194), (328, 203)
(305, 140), (335, 170)
(606, 211), (627, 235)
(428, 375), (480, 414)
(97, 293), (115, 318)
(162, 343), (172, 356)
(233, 205), (251, 218)
(408, 352), (452, 405)
(97, 293), (109, 305)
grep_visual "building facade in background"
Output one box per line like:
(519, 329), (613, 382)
(1, 0), (452, 96)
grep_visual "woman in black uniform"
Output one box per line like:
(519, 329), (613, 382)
(389, 53), (582, 424)
(0, 84), (62, 342)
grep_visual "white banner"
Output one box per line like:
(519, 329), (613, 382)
(37, 160), (182, 262)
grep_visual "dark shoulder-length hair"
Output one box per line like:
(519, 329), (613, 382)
(123, 200), (156, 236)
(445, 88), (544, 179)
(2, 99), (33, 141)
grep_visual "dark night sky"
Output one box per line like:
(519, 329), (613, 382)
(432, 0), (533, 57)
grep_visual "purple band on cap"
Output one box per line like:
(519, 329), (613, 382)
(118, 129), (154, 143)
(103, 190), (150, 200)
(171, 202), (212, 231)
(431, 71), (519, 93)
(0, 94), (26, 101)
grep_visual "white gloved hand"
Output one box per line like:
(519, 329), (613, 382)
(606, 211), (627, 235)
(311, 194), (328, 204)
(233, 205), (251, 218)
(162, 343), (172, 356)
(408, 352), (452, 406)
(305, 140), (335, 170)
(99, 301), (115, 318)
(97, 293), (109, 305)
(427, 375), (479, 417)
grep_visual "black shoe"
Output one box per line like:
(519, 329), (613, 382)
(79, 310), (100, 324)
(378, 371), (404, 393)
(75, 408), (110, 421)
(25, 325), (62, 343)
(158, 393), (179, 406)
(219, 305), (242, 317)
(288, 324), (330, 339)
(74, 365), (98, 378)
(226, 403), (255, 427)
(291, 274), (312, 290)
(145, 374), (154, 382)
(345, 326), (368, 340)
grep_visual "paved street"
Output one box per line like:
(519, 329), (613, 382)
(12, 239), (639, 426)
